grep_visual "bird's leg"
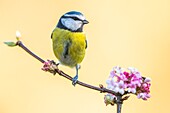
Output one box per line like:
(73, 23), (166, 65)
(72, 64), (80, 86)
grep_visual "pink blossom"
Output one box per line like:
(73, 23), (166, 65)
(105, 66), (151, 101)
(110, 66), (123, 78)
(42, 60), (52, 71)
(135, 77), (151, 100)
(41, 60), (58, 74)
(113, 80), (125, 95)
(137, 93), (151, 100)
(144, 77), (151, 82)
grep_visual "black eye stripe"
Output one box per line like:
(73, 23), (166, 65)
(62, 16), (82, 21)
(71, 17), (80, 20)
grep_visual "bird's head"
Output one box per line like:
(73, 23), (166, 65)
(57, 11), (89, 32)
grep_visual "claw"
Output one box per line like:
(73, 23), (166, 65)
(72, 75), (78, 86)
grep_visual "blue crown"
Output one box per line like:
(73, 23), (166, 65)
(65, 11), (83, 16)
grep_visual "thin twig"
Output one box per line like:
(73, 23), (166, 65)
(16, 41), (45, 63)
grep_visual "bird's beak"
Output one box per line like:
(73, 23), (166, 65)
(83, 20), (89, 24)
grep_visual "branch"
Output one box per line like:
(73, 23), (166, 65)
(116, 96), (122, 113)
(4, 32), (151, 113)
(16, 41), (119, 96)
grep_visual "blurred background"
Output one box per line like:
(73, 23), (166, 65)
(0, 0), (170, 113)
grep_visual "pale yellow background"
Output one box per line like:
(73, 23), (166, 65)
(0, 0), (170, 113)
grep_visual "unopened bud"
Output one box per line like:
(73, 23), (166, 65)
(16, 31), (21, 40)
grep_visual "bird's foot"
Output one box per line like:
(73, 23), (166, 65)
(72, 75), (78, 86)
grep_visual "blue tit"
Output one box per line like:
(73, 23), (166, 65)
(51, 11), (89, 86)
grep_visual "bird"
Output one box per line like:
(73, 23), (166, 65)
(51, 11), (89, 86)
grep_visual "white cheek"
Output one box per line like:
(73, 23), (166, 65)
(61, 18), (82, 31)
(75, 21), (82, 29)
(61, 18), (73, 29)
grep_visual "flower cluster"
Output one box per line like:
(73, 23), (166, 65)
(104, 66), (151, 105)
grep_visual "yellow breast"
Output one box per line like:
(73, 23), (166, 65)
(51, 28), (86, 67)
